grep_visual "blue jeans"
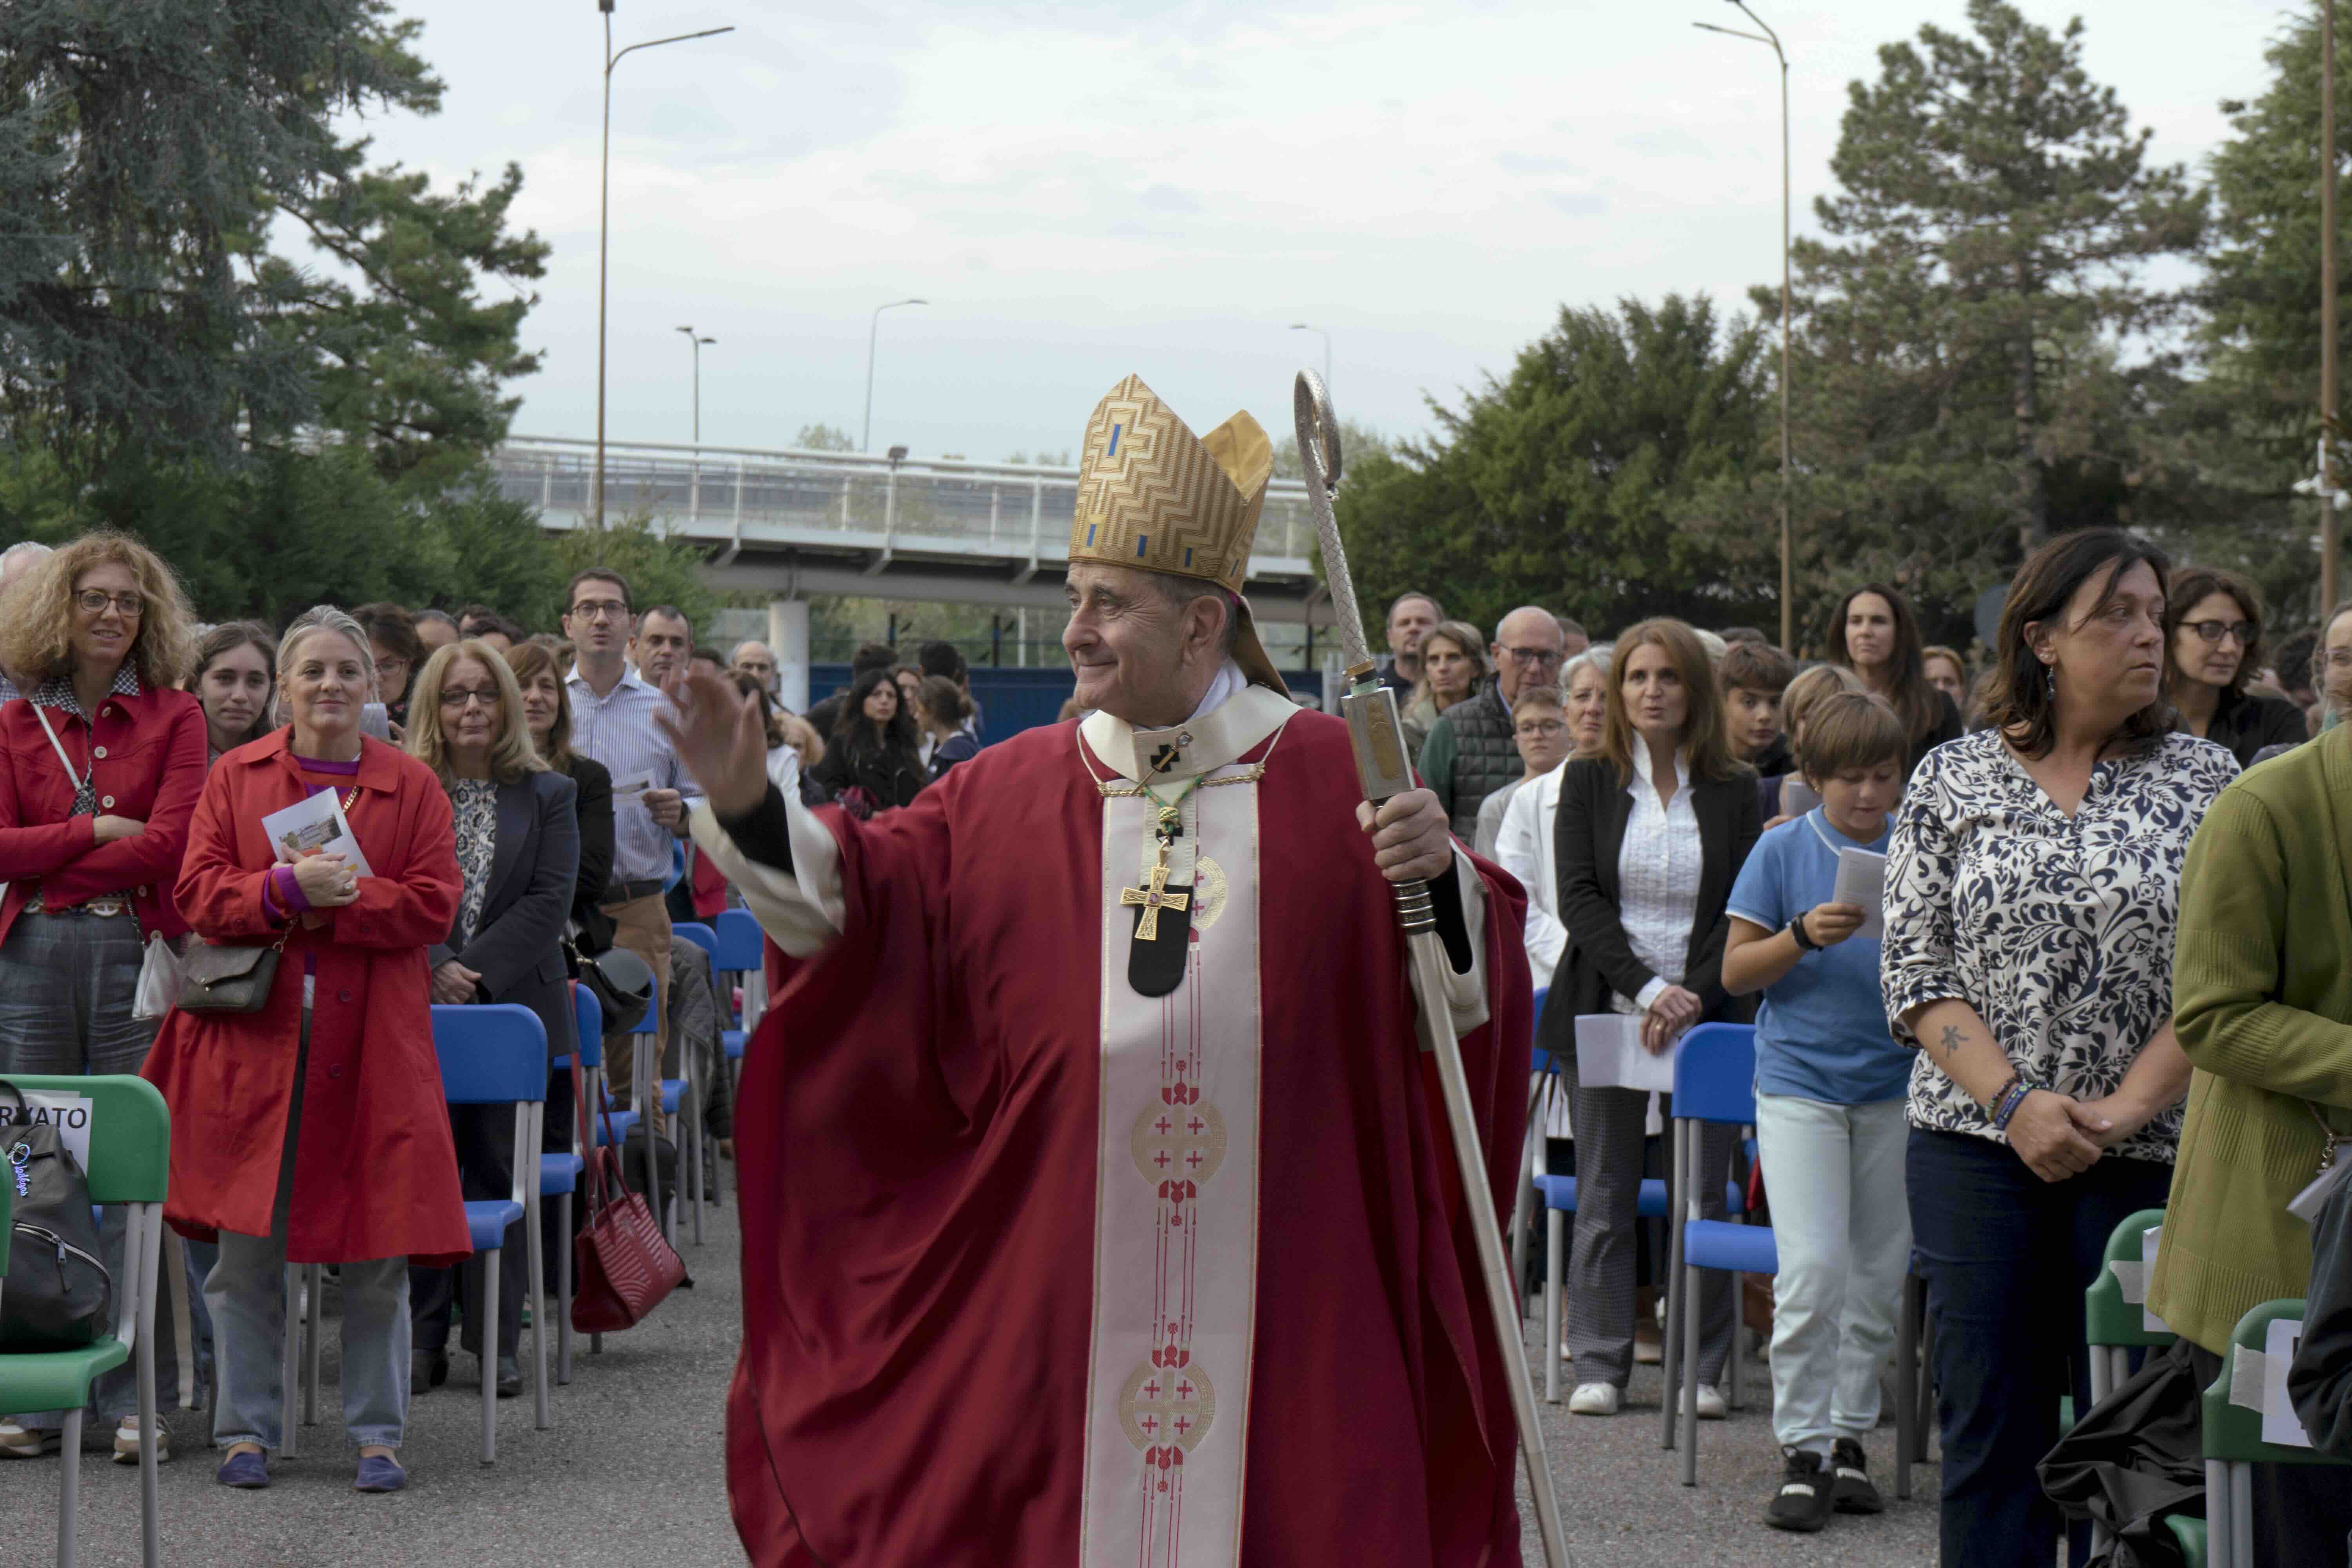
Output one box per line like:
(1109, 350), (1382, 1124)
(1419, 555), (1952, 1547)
(0, 908), (172, 1427)
(1907, 1127), (2172, 1567)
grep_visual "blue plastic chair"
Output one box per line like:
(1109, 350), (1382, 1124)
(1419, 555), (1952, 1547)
(430, 1003), (549, 1463)
(713, 908), (766, 1070)
(545, 985), (603, 1384)
(668, 922), (725, 1243)
(1666, 1022), (1775, 1484)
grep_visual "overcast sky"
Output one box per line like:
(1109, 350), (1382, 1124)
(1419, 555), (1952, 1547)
(352, 0), (2309, 463)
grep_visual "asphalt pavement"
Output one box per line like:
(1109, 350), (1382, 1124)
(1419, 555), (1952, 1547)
(33, 1174), (1940, 1567)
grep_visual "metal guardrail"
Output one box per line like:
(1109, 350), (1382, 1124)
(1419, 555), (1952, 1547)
(491, 436), (1321, 580)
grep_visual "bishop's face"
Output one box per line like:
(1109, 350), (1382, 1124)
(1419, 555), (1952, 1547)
(1063, 563), (1214, 729)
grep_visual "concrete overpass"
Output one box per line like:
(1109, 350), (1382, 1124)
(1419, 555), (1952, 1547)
(490, 435), (1341, 706)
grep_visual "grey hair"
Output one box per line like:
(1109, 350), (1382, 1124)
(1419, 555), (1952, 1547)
(1562, 644), (1613, 688)
(277, 606), (378, 695)
(1136, 570), (1241, 658)
(0, 541), (54, 572)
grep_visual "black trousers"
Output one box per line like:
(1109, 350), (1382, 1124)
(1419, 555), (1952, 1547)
(409, 1103), (523, 1362)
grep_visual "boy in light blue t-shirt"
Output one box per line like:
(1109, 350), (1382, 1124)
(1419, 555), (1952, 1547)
(1722, 691), (1912, 1535)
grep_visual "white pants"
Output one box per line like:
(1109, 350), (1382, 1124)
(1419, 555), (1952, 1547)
(1753, 1091), (1911, 1454)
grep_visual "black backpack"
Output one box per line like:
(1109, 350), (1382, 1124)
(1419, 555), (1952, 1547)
(0, 1080), (113, 1349)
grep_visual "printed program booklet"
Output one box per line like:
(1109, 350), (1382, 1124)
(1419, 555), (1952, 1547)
(261, 790), (374, 879)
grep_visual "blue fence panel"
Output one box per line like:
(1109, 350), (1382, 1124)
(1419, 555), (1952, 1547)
(804, 664), (1325, 744)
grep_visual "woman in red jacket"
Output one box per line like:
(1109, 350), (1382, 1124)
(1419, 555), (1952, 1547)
(142, 606), (469, 1495)
(0, 531), (205, 1466)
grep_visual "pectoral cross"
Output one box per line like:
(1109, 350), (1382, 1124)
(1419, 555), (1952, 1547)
(1121, 857), (1191, 942)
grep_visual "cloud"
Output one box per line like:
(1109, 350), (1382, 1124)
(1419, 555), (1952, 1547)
(1496, 152), (1577, 175)
(1138, 183), (1202, 214)
(1550, 194), (1607, 216)
(1614, 128), (1711, 158)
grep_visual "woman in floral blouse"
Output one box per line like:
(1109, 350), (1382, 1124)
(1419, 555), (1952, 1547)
(1881, 529), (2237, 1566)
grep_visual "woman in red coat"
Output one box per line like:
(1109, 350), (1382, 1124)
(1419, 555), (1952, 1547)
(0, 531), (206, 1466)
(143, 606), (468, 1495)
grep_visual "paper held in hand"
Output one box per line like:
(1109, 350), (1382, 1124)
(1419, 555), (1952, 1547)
(1832, 846), (1887, 942)
(261, 790), (374, 879)
(1574, 1013), (1677, 1094)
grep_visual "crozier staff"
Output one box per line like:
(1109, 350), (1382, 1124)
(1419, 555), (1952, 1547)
(667, 374), (1533, 1566)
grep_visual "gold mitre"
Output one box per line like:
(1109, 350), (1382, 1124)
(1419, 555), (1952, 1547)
(1071, 374), (1288, 693)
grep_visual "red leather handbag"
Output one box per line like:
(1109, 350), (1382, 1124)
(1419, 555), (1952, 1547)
(568, 1051), (686, 1333)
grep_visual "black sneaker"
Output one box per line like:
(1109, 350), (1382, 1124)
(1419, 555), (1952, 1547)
(1829, 1437), (1884, 1515)
(1765, 1447), (1835, 1533)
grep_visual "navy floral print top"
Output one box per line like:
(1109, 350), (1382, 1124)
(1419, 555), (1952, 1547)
(1881, 728), (2238, 1163)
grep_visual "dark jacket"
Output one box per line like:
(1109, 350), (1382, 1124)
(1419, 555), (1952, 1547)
(1419, 679), (1520, 840)
(2185, 686), (2307, 770)
(430, 770), (583, 1063)
(929, 731), (981, 782)
(1540, 754), (1760, 1062)
(1907, 690), (1964, 782)
(2291, 1174), (2352, 1461)
(812, 734), (926, 811)
(561, 755), (616, 954)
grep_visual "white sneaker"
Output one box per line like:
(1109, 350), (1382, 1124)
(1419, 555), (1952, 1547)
(1695, 1385), (1728, 1421)
(0, 1420), (61, 1458)
(113, 1416), (170, 1465)
(1567, 1383), (1621, 1416)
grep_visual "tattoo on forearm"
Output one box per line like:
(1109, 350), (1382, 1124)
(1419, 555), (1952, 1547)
(1937, 1025), (1965, 1060)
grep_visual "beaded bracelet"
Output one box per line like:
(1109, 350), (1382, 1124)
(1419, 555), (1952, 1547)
(1991, 1078), (2036, 1132)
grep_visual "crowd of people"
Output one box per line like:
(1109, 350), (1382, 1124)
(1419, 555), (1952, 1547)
(6, 516), (2352, 1563)
(0, 534), (984, 1495)
(1382, 535), (2352, 1560)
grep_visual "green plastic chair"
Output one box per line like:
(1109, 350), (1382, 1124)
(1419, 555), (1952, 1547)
(0, 1074), (170, 1568)
(2200, 1297), (2350, 1568)
(2166, 1514), (2208, 1568)
(2087, 1207), (2174, 1404)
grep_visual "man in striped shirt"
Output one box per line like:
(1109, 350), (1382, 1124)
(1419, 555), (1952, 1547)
(561, 567), (695, 1115)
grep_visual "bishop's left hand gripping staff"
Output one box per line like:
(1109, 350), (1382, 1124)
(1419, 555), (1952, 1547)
(1295, 370), (1573, 1568)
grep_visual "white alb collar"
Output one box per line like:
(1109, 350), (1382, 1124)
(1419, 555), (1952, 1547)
(1080, 666), (1295, 786)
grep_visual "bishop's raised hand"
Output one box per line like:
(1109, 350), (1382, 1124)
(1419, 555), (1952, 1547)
(658, 669), (770, 817)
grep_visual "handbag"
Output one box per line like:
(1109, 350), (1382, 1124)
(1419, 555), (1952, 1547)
(177, 934), (287, 1013)
(0, 1079), (113, 1349)
(567, 1047), (684, 1333)
(564, 928), (653, 1034)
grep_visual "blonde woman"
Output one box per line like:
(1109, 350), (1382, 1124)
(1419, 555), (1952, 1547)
(0, 532), (204, 1465)
(1399, 619), (1488, 762)
(403, 641), (579, 1400)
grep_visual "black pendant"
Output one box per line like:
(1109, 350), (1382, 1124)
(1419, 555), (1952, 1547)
(1126, 889), (1194, 997)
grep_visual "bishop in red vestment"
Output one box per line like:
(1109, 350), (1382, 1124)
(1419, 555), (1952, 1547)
(669, 376), (1534, 1568)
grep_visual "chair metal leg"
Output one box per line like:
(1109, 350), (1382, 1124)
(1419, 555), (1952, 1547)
(557, 1191), (574, 1386)
(1661, 1120), (1686, 1452)
(1728, 1274), (1744, 1411)
(2230, 1460), (2251, 1568)
(1913, 1300), (1935, 1463)
(527, 1187), (551, 1431)
(1679, 1260), (1702, 1487)
(1543, 1208), (1564, 1404)
(480, 1244), (500, 1464)
(58, 1405), (83, 1568)
(1510, 1122), (1535, 1309)
(690, 1071), (705, 1247)
(1894, 1274), (1917, 1502)
(137, 1211), (162, 1568)
(303, 1262), (322, 1426)
(279, 1267), (301, 1458)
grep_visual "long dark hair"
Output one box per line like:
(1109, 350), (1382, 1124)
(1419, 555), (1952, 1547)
(1984, 528), (2173, 760)
(832, 666), (923, 767)
(1826, 583), (1940, 750)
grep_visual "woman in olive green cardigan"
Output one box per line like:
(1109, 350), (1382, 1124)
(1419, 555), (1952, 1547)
(2149, 723), (2352, 1352)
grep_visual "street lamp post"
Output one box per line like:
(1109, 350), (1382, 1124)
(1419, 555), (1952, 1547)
(863, 298), (928, 453)
(1289, 323), (1332, 396)
(2324, 0), (2341, 617)
(592, 4), (735, 530)
(1696, 2), (1793, 652)
(674, 325), (715, 443)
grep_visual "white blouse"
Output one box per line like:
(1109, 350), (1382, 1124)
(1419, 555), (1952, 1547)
(1614, 742), (1700, 1015)
(1494, 762), (1568, 982)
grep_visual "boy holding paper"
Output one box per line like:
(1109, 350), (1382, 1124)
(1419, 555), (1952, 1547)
(1721, 691), (1911, 1534)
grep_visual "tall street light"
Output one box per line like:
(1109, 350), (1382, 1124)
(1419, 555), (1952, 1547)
(592, 4), (735, 529)
(674, 325), (716, 444)
(1289, 323), (1332, 396)
(863, 298), (927, 453)
(1696, 1), (1793, 652)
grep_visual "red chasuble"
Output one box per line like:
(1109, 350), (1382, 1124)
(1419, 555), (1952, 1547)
(711, 689), (1532, 1567)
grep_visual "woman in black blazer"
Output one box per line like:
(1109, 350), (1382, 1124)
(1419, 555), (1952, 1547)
(1545, 618), (1760, 1417)
(508, 641), (615, 952)
(405, 641), (581, 1397)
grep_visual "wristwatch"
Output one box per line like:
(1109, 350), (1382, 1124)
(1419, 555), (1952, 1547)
(1787, 913), (1818, 952)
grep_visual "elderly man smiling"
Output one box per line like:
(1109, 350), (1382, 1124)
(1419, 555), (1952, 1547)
(661, 374), (1533, 1568)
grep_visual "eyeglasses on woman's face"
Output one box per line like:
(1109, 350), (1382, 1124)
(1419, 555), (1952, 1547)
(75, 590), (145, 617)
(439, 685), (502, 710)
(2185, 619), (2256, 647)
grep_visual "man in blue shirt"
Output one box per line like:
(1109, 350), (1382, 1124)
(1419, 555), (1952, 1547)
(1721, 691), (1911, 1535)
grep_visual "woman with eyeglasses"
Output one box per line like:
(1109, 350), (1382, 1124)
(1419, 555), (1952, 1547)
(0, 532), (207, 1466)
(403, 641), (579, 1402)
(2161, 566), (2305, 769)
(353, 603), (425, 735)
